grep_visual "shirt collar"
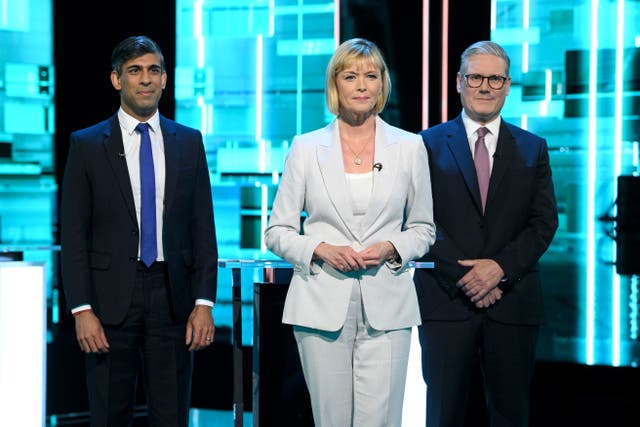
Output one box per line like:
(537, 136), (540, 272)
(117, 107), (161, 135)
(461, 110), (501, 139)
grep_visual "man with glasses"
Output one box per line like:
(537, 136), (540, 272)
(414, 40), (558, 426)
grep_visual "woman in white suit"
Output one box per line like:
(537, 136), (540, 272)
(265, 38), (435, 427)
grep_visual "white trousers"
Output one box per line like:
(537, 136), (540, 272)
(293, 280), (412, 427)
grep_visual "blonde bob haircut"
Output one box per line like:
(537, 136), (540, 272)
(325, 38), (391, 116)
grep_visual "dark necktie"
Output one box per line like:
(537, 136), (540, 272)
(136, 122), (157, 267)
(474, 127), (490, 212)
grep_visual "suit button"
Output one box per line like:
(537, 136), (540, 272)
(131, 230), (138, 236)
(129, 257), (136, 262)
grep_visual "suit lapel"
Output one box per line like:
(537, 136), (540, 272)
(103, 115), (137, 225)
(317, 120), (359, 236)
(446, 117), (483, 213)
(486, 121), (514, 209)
(160, 116), (179, 213)
(360, 117), (397, 233)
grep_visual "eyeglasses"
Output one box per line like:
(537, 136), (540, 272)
(463, 74), (509, 90)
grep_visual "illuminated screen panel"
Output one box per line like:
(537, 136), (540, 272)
(0, 0), (56, 305)
(176, 0), (337, 345)
(492, 0), (640, 367)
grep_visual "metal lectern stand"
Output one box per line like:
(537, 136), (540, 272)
(219, 259), (293, 427)
(218, 259), (434, 427)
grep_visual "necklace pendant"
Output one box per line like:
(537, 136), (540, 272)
(354, 156), (362, 165)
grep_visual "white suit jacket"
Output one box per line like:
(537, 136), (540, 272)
(265, 116), (435, 331)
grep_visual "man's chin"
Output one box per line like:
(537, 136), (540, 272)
(132, 104), (160, 118)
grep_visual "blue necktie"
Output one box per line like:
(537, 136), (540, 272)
(136, 123), (157, 267)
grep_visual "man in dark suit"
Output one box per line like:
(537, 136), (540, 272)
(414, 40), (558, 427)
(60, 35), (218, 427)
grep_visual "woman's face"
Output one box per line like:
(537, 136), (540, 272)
(335, 60), (382, 116)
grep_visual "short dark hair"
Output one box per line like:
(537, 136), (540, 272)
(111, 35), (165, 75)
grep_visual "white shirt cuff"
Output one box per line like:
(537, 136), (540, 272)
(195, 299), (214, 309)
(71, 304), (92, 314)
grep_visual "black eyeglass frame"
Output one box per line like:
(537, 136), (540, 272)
(463, 73), (510, 90)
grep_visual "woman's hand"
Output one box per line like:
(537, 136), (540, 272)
(313, 242), (366, 272)
(359, 241), (398, 267)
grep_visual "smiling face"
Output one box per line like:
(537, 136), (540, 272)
(457, 53), (511, 125)
(335, 59), (382, 117)
(110, 52), (167, 121)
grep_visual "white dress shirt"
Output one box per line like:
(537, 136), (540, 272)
(461, 110), (501, 172)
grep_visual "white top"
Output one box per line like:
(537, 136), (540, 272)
(346, 171), (373, 216)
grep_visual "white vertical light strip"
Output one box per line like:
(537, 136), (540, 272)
(260, 184), (268, 253)
(193, 0), (207, 134)
(198, 97), (207, 134)
(334, 0), (340, 44)
(441, 0), (449, 122)
(611, 0), (625, 367)
(0, 263), (46, 427)
(544, 69), (552, 101)
(586, 0), (600, 366)
(422, 0), (430, 129)
(538, 69), (551, 117)
(296, 0), (303, 135)
(522, 0), (529, 73)
(256, 34), (264, 142)
(490, 0), (496, 30)
(518, 0), (531, 144)
(194, 0), (205, 68)
(256, 27), (266, 250)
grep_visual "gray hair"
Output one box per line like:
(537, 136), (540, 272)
(459, 40), (510, 77)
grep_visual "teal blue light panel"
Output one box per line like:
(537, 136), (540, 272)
(0, 0), (57, 322)
(493, 0), (640, 367)
(176, 0), (336, 345)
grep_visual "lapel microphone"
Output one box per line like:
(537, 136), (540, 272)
(373, 162), (383, 171)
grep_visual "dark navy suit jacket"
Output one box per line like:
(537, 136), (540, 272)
(414, 115), (558, 324)
(61, 114), (218, 325)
